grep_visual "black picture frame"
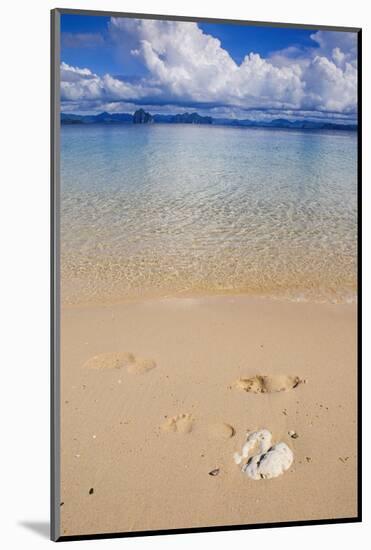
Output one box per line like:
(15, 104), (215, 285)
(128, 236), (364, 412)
(51, 8), (362, 542)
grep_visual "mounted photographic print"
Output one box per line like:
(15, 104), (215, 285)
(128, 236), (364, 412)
(51, 8), (361, 541)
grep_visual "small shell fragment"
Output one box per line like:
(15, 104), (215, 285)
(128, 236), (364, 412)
(234, 452), (243, 465)
(209, 468), (220, 476)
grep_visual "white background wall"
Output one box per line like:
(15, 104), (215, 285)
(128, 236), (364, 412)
(0, 0), (369, 548)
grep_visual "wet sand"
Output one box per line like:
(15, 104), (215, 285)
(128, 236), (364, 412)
(59, 295), (357, 537)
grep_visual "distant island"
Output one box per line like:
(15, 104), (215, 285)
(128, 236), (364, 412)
(61, 108), (357, 131)
(133, 108), (154, 124)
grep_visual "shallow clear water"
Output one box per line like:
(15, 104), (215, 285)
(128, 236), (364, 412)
(60, 124), (357, 305)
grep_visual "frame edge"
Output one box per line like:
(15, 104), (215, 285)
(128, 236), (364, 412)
(51, 7), (61, 543)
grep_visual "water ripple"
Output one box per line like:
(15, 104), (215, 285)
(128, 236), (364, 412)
(61, 124), (357, 305)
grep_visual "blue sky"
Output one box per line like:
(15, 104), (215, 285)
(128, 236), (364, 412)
(60, 14), (357, 122)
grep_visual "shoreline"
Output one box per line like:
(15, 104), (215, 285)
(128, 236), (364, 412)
(60, 294), (357, 536)
(60, 288), (358, 310)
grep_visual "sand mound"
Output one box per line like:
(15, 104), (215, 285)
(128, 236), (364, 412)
(236, 375), (301, 393)
(127, 358), (157, 375)
(82, 352), (135, 370)
(162, 414), (194, 434)
(83, 352), (156, 374)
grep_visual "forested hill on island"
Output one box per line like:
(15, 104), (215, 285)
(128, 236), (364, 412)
(61, 108), (357, 131)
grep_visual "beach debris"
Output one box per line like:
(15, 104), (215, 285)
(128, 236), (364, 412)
(60, 502), (64, 507)
(234, 429), (271, 465)
(243, 443), (294, 480)
(305, 456), (312, 463)
(234, 429), (294, 480)
(288, 430), (299, 439)
(235, 375), (302, 394)
(208, 423), (235, 440)
(339, 456), (350, 463)
(89, 488), (94, 495)
(209, 468), (220, 476)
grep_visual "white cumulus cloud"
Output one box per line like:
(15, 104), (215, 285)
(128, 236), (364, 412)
(61, 20), (358, 117)
(60, 61), (159, 103)
(109, 18), (305, 110)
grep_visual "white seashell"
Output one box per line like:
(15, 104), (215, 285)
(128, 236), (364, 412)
(241, 429), (272, 457)
(242, 442), (293, 480)
(235, 429), (293, 480)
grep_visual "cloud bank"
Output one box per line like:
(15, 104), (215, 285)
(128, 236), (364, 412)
(61, 19), (358, 119)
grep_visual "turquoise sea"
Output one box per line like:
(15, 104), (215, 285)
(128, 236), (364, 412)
(60, 124), (357, 305)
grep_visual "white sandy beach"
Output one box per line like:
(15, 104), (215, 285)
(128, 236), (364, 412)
(60, 295), (357, 536)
